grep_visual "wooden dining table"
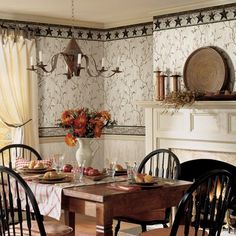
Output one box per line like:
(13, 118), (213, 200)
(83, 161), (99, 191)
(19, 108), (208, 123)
(62, 179), (191, 236)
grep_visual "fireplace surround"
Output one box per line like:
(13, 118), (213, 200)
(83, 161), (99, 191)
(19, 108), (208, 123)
(136, 100), (236, 166)
(137, 100), (236, 230)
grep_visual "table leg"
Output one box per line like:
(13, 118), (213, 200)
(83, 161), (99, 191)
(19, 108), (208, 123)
(64, 210), (75, 236)
(96, 203), (113, 236)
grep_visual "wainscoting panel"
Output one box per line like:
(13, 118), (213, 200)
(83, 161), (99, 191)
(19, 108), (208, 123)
(39, 135), (145, 170)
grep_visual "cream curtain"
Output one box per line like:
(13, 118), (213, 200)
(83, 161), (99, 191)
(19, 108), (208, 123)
(0, 33), (39, 151)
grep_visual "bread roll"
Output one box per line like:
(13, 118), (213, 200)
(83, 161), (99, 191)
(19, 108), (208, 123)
(134, 173), (146, 183)
(43, 171), (58, 179)
(115, 164), (123, 171)
(144, 174), (154, 183)
(43, 171), (51, 179)
(34, 162), (44, 169)
(28, 160), (36, 169)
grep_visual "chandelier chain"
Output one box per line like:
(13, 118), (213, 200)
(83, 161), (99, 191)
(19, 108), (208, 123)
(71, 0), (75, 30)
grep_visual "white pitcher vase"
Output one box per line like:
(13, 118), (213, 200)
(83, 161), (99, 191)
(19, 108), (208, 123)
(75, 138), (99, 167)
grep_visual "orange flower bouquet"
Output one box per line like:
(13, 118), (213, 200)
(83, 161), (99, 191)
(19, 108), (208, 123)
(58, 108), (115, 147)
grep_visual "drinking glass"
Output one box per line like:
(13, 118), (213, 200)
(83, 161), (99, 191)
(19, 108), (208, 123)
(52, 154), (64, 173)
(125, 162), (133, 183)
(110, 161), (116, 181)
(73, 163), (84, 182)
(125, 162), (138, 183)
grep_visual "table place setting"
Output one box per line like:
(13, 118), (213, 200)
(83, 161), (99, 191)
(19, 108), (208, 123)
(106, 176), (178, 192)
(13, 170), (127, 220)
(14, 156), (129, 219)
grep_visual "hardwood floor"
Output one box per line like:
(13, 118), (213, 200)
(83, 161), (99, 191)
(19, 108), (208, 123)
(47, 213), (235, 236)
(47, 213), (140, 236)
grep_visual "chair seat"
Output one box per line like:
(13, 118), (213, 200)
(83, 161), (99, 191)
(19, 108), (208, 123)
(115, 208), (166, 223)
(13, 220), (73, 236)
(140, 225), (207, 236)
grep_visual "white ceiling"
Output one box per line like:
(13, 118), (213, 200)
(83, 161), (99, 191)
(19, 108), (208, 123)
(0, 0), (235, 28)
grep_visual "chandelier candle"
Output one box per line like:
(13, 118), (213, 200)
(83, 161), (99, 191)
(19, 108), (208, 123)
(117, 56), (120, 67)
(101, 58), (105, 68)
(30, 57), (34, 67)
(39, 51), (43, 62)
(77, 53), (81, 65)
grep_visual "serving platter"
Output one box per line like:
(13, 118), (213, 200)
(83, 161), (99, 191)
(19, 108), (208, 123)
(85, 174), (108, 181)
(38, 174), (66, 181)
(130, 181), (160, 188)
(183, 47), (228, 93)
(37, 176), (72, 184)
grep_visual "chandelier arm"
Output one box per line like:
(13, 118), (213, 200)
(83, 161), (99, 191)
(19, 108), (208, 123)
(83, 55), (102, 77)
(90, 55), (119, 78)
(100, 72), (117, 78)
(50, 53), (60, 72)
(90, 55), (100, 73)
(38, 53), (60, 73)
(83, 55), (121, 78)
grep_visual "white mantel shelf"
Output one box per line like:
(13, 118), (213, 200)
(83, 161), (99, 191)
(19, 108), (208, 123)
(135, 100), (236, 109)
(136, 100), (236, 159)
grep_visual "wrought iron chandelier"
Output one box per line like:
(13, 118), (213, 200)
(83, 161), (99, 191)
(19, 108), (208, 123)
(27, 0), (122, 79)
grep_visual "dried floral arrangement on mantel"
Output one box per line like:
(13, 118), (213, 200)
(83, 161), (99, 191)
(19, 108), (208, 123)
(161, 91), (199, 112)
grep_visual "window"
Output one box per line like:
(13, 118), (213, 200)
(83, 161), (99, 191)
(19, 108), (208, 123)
(0, 120), (12, 148)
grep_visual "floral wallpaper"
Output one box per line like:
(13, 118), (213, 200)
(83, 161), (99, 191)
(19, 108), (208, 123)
(37, 30), (153, 128)
(104, 36), (153, 126)
(37, 37), (105, 127)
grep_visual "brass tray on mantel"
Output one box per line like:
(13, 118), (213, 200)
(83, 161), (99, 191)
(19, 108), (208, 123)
(183, 47), (228, 93)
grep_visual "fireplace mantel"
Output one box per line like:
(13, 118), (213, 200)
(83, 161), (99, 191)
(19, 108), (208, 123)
(136, 100), (236, 160)
(136, 100), (236, 109)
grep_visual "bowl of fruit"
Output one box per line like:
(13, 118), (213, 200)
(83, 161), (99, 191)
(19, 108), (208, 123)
(83, 167), (106, 181)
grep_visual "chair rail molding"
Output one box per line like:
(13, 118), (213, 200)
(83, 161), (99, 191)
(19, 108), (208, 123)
(135, 100), (236, 155)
